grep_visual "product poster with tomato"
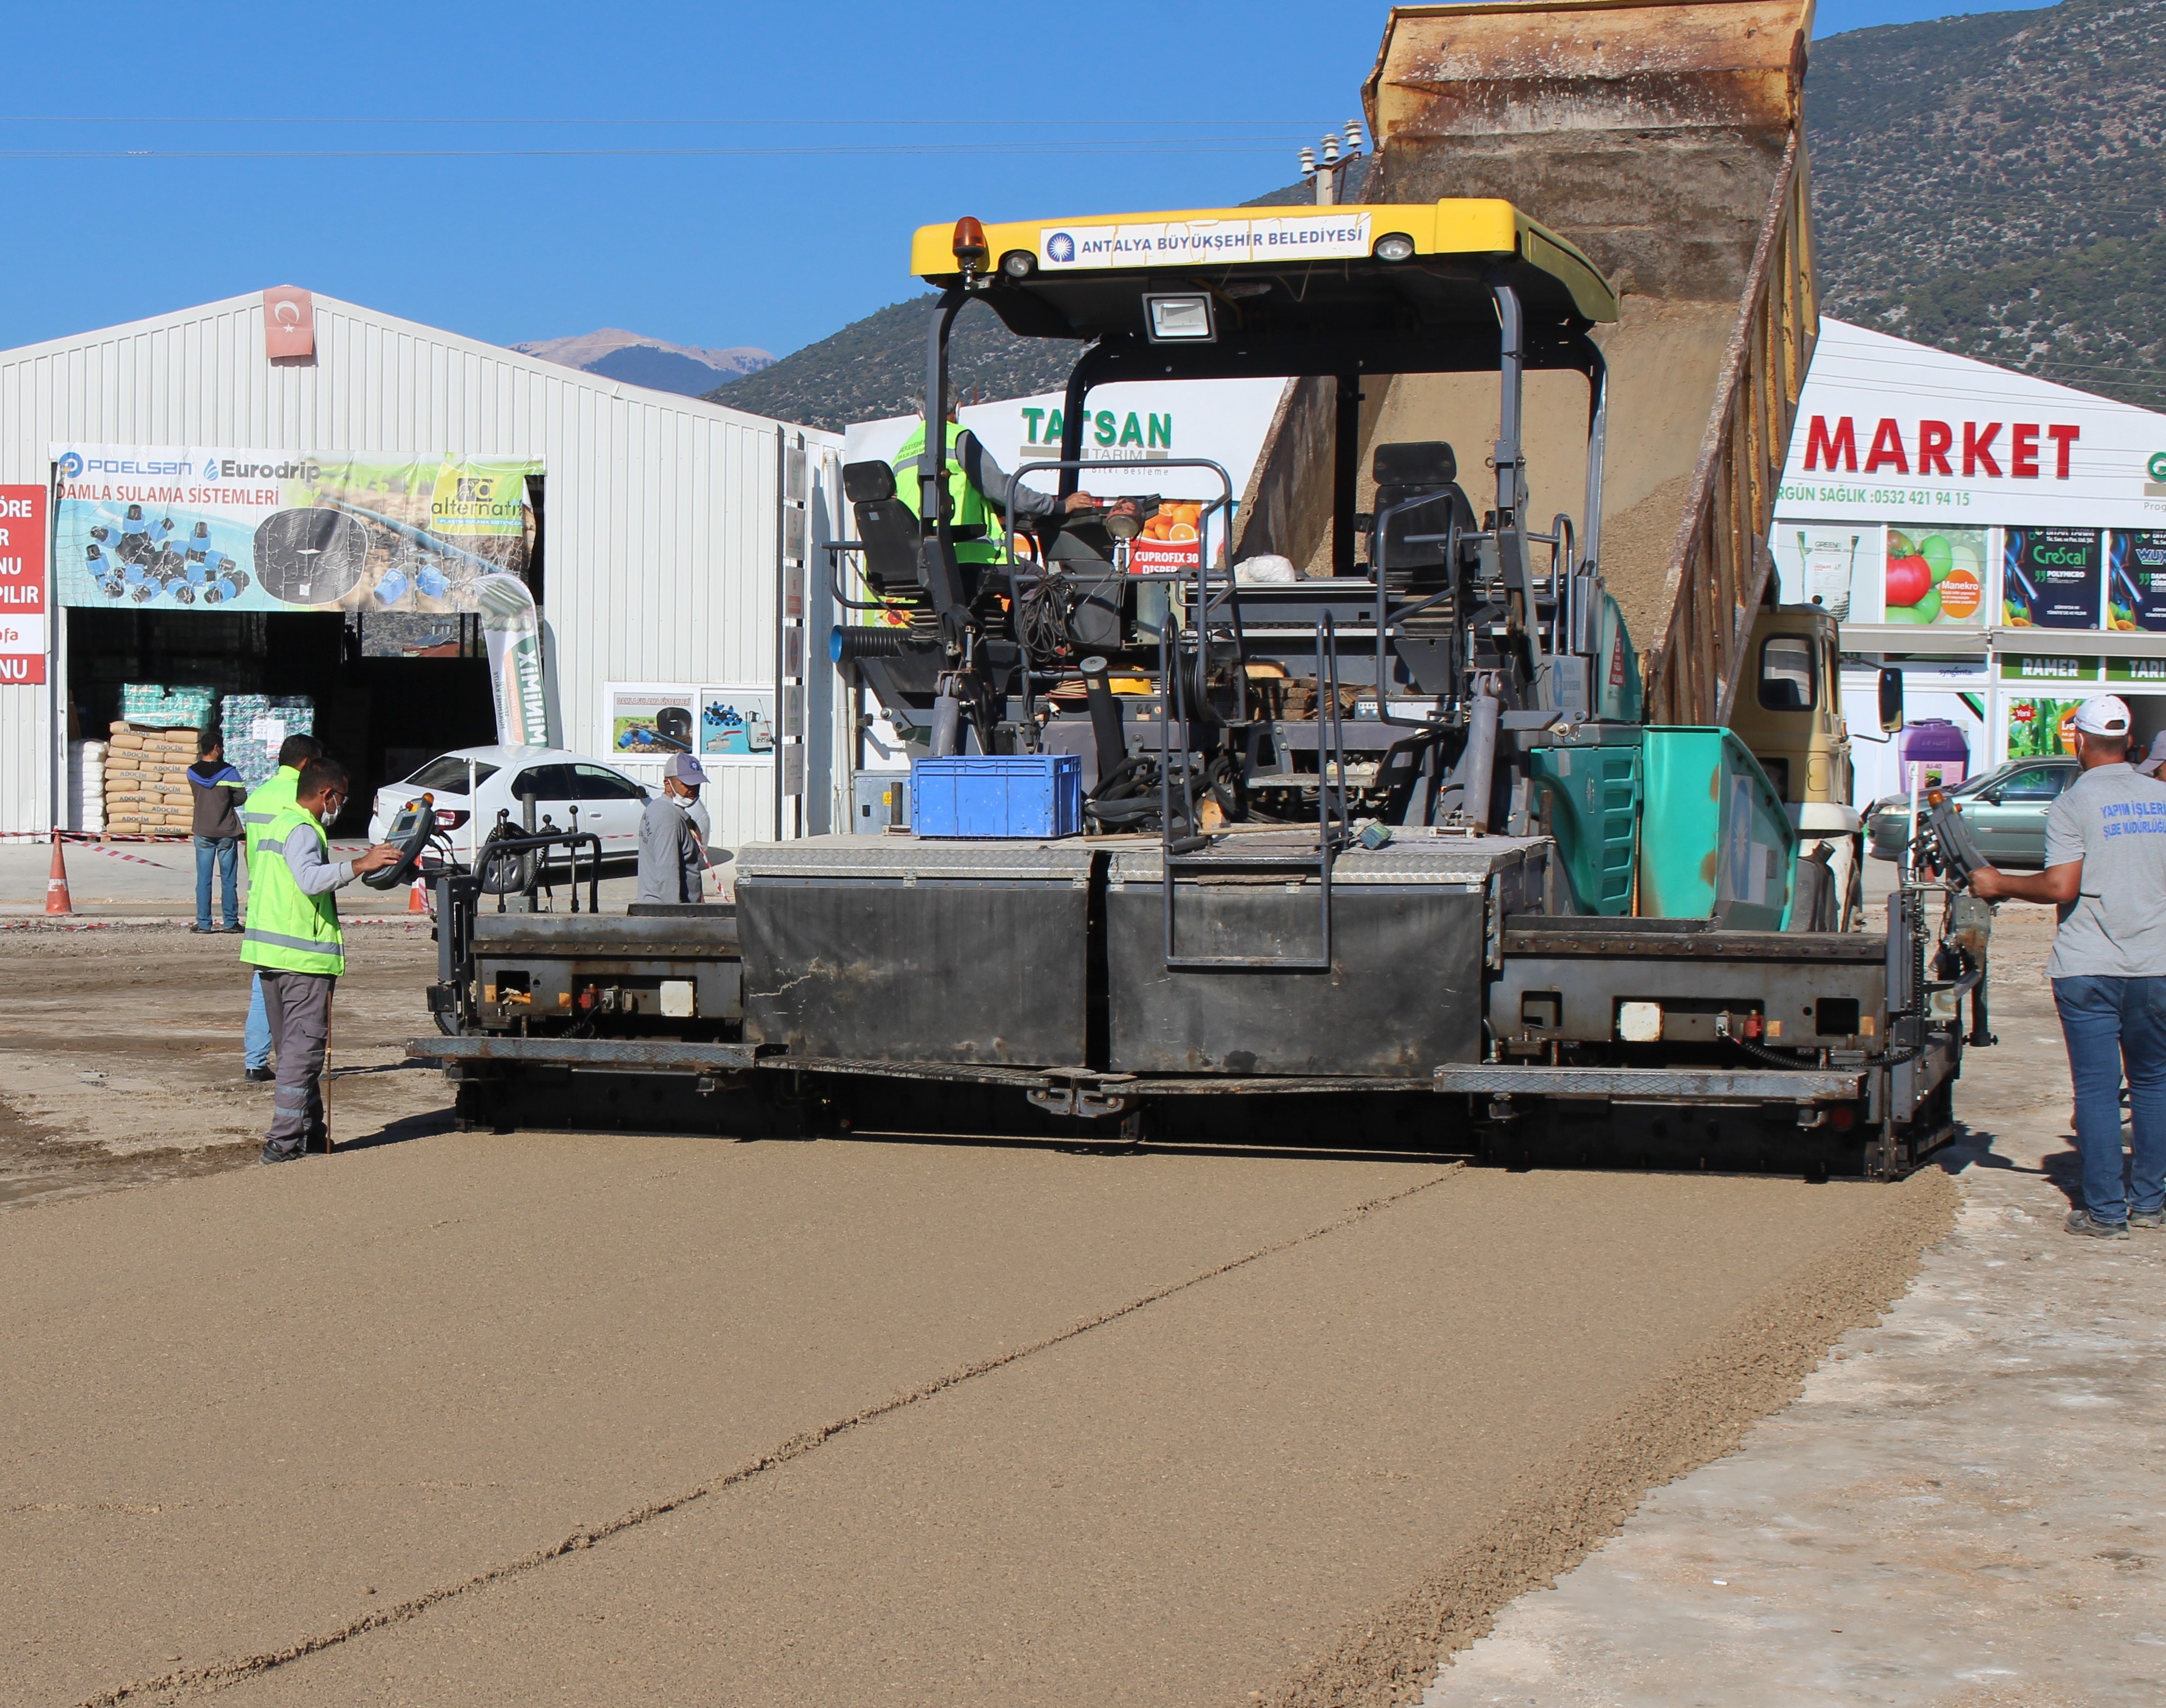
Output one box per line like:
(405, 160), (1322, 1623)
(2107, 530), (2166, 632)
(1775, 522), (1880, 621)
(2006, 697), (2085, 758)
(2001, 527), (2102, 629)
(1883, 526), (1987, 627)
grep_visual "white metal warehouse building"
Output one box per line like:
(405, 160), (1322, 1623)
(0, 288), (846, 844)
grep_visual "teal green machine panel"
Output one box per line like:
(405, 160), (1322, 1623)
(1528, 726), (1642, 915)
(1638, 728), (1797, 931)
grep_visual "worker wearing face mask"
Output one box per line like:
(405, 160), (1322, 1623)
(240, 757), (401, 1163)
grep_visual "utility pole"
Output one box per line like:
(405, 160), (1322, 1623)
(1298, 120), (1367, 207)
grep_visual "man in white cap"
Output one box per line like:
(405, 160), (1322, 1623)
(636, 752), (709, 905)
(1971, 695), (2166, 1237)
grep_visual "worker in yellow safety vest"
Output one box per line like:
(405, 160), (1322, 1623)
(238, 733), (325, 1083)
(890, 404), (1113, 564)
(241, 756), (401, 1163)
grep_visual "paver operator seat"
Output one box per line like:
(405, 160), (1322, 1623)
(1369, 440), (1479, 596)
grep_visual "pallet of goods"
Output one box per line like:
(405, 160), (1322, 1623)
(120, 683), (216, 730)
(69, 740), (107, 834)
(220, 695), (315, 791)
(102, 722), (201, 837)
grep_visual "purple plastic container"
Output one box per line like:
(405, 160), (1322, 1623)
(1899, 718), (1969, 791)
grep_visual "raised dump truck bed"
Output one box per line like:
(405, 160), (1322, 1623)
(1239, 0), (1817, 724)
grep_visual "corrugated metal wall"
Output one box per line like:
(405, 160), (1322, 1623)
(0, 290), (842, 842)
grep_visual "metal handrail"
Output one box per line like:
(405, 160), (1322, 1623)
(1004, 456), (1240, 738)
(819, 537), (901, 614)
(475, 829), (603, 915)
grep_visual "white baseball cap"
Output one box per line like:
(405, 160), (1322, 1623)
(2074, 696), (2133, 735)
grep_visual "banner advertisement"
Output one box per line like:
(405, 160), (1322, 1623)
(603, 684), (775, 764)
(1998, 653), (2098, 684)
(2107, 530), (2166, 631)
(476, 573), (551, 748)
(1129, 501), (1208, 574)
(1776, 318), (2166, 530)
(1884, 525), (1987, 626)
(2106, 654), (2166, 685)
(1035, 212), (1373, 271)
(1774, 521), (1878, 621)
(696, 685), (777, 760)
(608, 685), (697, 755)
(53, 446), (540, 616)
(845, 378), (1287, 508)
(0, 486), (47, 685)
(2006, 696), (2087, 758)
(2001, 526), (2101, 629)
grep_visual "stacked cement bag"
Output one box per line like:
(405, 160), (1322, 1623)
(69, 740), (107, 833)
(103, 724), (200, 835)
(221, 694), (315, 790)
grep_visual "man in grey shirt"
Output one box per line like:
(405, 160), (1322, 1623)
(1971, 696), (2166, 1237)
(637, 752), (708, 905)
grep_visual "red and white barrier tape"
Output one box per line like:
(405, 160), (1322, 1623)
(0, 829), (190, 842)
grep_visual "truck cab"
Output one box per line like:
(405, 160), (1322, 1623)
(1730, 603), (1863, 927)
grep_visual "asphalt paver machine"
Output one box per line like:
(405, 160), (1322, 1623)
(417, 174), (1988, 1177)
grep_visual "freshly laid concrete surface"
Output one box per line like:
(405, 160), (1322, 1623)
(0, 924), (1958, 1707)
(1424, 895), (2166, 1706)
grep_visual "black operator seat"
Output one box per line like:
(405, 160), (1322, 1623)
(842, 460), (920, 595)
(1370, 441), (1477, 594)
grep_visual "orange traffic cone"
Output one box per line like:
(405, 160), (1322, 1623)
(408, 875), (428, 913)
(45, 833), (73, 915)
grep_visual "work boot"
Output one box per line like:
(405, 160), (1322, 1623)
(258, 1143), (305, 1165)
(2065, 1208), (2129, 1240)
(2129, 1207), (2164, 1231)
(244, 1067), (275, 1083)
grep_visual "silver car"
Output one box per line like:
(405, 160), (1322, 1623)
(1865, 757), (2077, 869)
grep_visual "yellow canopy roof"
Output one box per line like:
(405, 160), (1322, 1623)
(911, 199), (1616, 324)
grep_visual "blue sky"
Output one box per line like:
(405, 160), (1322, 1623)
(0, 0), (2054, 362)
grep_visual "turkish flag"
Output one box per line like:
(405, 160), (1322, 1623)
(263, 286), (315, 360)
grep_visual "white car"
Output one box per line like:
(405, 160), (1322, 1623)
(368, 745), (652, 862)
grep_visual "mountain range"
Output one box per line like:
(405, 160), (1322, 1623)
(514, 329), (773, 397)
(703, 0), (2161, 429)
(1809, 0), (2166, 413)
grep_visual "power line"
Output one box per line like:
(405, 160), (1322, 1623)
(0, 141), (1316, 161)
(0, 116), (1338, 129)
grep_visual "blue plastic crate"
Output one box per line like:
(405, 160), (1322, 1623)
(911, 755), (1082, 839)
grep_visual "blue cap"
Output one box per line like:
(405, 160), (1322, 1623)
(666, 752), (708, 785)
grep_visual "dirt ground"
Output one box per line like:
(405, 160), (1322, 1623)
(1, 918), (1959, 1708)
(0, 923), (448, 1207)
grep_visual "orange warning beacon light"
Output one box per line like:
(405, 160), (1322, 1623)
(952, 217), (989, 275)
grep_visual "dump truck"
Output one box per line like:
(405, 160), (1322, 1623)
(408, 0), (1984, 1176)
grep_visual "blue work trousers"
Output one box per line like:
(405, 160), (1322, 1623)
(195, 835), (240, 930)
(245, 972), (272, 1070)
(2052, 974), (2166, 1225)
